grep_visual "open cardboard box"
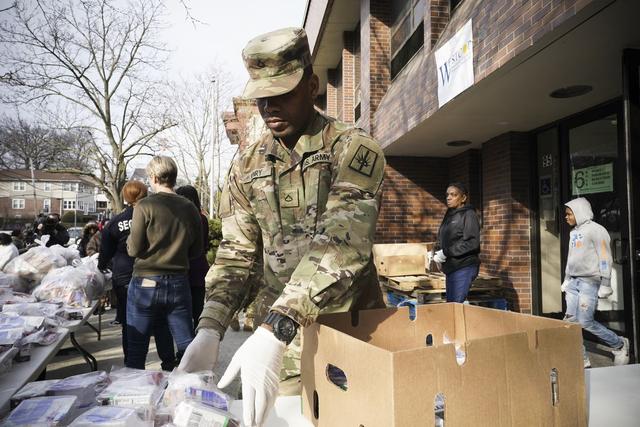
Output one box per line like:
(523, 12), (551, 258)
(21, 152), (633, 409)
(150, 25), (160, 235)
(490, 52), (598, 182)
(301, 304), (586, 426)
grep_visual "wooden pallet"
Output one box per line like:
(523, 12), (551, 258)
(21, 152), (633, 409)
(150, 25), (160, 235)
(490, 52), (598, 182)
(384, 273), (501, 293)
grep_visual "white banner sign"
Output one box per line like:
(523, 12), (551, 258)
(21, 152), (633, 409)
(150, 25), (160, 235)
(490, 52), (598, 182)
(435, 19), (474, 107)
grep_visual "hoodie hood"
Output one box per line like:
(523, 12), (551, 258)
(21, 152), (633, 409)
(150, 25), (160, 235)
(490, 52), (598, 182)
(565, 197), (593, 227)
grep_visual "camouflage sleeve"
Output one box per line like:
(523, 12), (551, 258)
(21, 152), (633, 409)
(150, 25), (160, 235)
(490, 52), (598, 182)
(270, 132), (385, 327)
(197, 160), (261, 338)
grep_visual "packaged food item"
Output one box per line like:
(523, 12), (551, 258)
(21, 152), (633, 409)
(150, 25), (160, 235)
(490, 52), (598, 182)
(47, 244), (80, 265)
(1, 395), (77, 426)
(173, 401), (240, 427)
(48, 370), (110, 413)
(184, 387), (231, 412)
(0, 346), (19, 374)
(97, 368), (166, 416)
(14, 341), (32, 362)
(162, 370), (223, 410)
(11, 379), (61, 409)
(0, 328), (23, 346)
(68, 406), (152, 427)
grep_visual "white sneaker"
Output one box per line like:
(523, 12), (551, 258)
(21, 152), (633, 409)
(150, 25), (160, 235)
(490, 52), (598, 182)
(598, 285), (613, 299)
(612, 337), (630, 366)
(583, 358), (591, 369)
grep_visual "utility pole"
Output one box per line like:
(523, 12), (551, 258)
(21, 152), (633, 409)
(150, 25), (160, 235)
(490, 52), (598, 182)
(209, 78), (219, 219)
(29, 158), (37, 220)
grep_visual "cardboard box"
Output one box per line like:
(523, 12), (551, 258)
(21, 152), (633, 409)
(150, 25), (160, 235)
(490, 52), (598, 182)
(372, 243), (432, 276)
(301, 304), (586, 427)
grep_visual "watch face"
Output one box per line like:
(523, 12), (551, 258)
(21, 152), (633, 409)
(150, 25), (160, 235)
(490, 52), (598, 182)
(276, 317), (297, 342)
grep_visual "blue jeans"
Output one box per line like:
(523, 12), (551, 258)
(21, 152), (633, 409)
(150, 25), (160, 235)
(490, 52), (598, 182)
(564, 277), (622, 360)
(445, 264), (479, 303)
(126, 274), (194, 370)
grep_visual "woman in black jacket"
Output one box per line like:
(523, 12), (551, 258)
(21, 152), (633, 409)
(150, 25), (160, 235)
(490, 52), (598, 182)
(433, 182), (481, 302)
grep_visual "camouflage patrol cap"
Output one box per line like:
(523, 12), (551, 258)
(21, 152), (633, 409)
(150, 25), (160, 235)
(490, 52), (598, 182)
(242, 27), (312, 99)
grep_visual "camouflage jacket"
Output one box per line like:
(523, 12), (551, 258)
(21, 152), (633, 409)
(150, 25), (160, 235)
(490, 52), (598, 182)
(198, 112), (385, 337)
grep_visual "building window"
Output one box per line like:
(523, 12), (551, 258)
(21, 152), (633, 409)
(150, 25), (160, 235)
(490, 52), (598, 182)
(12, 199), (25, 209)
(63, 199), (76, 210)
(43, 199), (51, 213)
(390, 0), (425, 79)
(354, 23), (361, 122)
(13, 181), (26, 191)
(97, 201), (108, 209)
(43, 182), (52, 191)
(63, 183), (79, 191)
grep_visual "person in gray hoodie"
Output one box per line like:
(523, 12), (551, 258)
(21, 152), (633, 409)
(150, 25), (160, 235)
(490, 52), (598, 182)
(562, 197), (629, 368)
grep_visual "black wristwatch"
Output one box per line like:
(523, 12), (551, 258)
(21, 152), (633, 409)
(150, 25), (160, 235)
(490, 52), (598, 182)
(264, 311), (298, 345)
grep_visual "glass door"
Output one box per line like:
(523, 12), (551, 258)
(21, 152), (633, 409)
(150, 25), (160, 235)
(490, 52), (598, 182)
(565, 107), (626, 333)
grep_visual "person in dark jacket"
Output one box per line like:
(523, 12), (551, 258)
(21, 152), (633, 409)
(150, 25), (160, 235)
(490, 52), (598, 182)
(175, 185), (210, 331)
(78, 222), (100, 257)
(98, 180), (177, 370)
(37, 213), (70, 247)
(433, 182), (481, 302)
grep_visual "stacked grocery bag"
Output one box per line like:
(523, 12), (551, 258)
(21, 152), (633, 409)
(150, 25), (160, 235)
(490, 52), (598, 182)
(4, 367), (240, 426)
(0, 243), (105, 374)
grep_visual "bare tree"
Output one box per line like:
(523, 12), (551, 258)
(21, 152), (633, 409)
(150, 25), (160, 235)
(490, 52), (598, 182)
(0, 0), (175, 212)
(0, 115), (94, 171)
(167, 67), (234, 216)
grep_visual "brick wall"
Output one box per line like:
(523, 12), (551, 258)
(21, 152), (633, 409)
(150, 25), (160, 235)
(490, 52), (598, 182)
(427, 0), (450, 48)
(326, 69), (338, 118)
(374, 0), (597, 147)
(358, 0), (391, 133)
(447, 149), (481, 209)
(480, 132), (533, 313)
(376, 156), (448, 244)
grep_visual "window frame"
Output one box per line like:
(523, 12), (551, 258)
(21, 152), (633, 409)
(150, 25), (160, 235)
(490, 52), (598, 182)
(12, 199), (25, 209)
(390, 0), (425, 79)
(13, 181), (26, 192)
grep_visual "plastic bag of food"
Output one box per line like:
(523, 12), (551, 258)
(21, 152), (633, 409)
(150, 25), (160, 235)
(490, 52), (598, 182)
(3, 247), (67, 291)
(1, 396), (77, 426)
(97, 368), (167, 408)
(11, 379), (61, 409)
(47, 244), (80, 266)
(33, 262), (105, 307)
(173, 400), (240, 427)
(2, 302), (64, 318)
(68, 406), (152, 427)
(0, 287), (37, 305)
(0, 273), (29, 294)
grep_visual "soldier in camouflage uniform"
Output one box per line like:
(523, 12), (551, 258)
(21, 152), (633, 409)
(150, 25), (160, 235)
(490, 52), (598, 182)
(178, 27), (385, 426)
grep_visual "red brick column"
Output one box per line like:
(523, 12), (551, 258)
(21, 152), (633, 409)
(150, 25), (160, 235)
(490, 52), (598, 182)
(360, 0), (391, 133)
(481, 132), (533, 313)
(341, 31), (356, 124)
(426, 0), (451, 49)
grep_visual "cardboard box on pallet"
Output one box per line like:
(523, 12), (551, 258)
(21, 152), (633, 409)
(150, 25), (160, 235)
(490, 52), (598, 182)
(301, 303), (586, 427)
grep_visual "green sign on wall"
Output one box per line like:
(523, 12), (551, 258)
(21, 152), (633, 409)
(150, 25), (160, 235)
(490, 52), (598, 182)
(572, 163), (613, 195)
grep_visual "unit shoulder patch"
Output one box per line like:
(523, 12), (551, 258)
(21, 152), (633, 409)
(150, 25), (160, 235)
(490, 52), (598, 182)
(348, 144), (378, 177)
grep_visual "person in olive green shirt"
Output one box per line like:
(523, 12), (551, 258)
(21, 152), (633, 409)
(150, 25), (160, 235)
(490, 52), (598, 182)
(126, 156), (203, 369)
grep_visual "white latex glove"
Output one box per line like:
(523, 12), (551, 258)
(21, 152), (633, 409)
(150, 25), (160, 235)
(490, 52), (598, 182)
(433, 249), (446, 264)
(177, 329), (220, 372)
(218, 327), (285, 427)
(560, 279), (570, 293)
(598, 277), (613, 299)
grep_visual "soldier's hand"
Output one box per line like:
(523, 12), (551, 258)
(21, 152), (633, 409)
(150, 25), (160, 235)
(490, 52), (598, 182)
(218, 327), (285, 427)
(177, 328), (220, 372)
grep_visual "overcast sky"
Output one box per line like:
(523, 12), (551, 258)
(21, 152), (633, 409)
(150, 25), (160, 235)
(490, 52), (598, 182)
(164, 0), (307, 103)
